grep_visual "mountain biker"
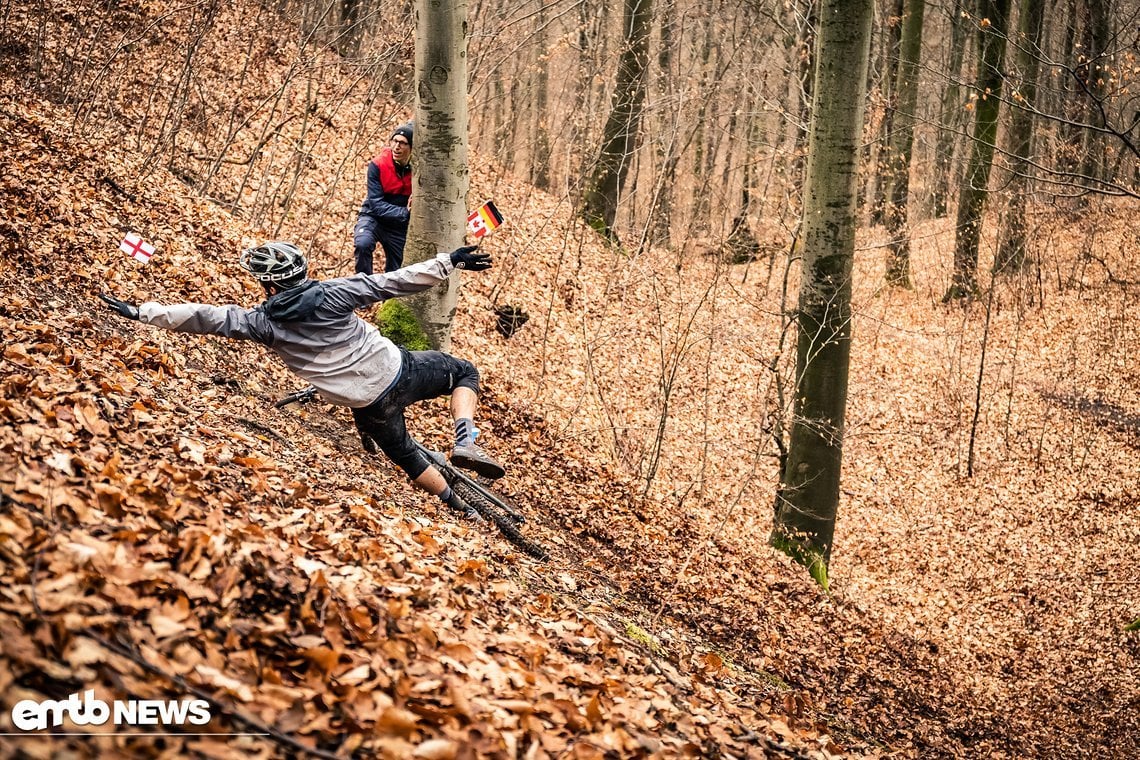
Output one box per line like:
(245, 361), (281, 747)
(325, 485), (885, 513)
(99, 241), (504, 520)
(354, 122), (414, 274)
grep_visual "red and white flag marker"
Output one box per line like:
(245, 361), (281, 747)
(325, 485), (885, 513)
(119, 232), (155, 264)
(466, 200), (504, 240)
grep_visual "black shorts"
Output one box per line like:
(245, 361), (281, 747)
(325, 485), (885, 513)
(351, 349), (480, 478)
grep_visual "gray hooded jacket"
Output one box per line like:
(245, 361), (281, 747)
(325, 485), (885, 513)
(138, 252), (456, 407)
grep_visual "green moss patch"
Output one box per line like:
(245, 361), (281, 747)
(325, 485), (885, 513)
(375, 299), (431, 351)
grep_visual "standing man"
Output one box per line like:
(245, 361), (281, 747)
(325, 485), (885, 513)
(354, 122), (414, 274)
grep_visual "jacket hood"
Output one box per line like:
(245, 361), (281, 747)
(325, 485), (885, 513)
(260, 279), (326, 322)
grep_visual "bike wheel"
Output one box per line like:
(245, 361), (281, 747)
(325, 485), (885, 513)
(453, 481), (548, 560)
(463, 478), (525, 525)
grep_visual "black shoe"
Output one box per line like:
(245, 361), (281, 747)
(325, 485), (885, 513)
(451, 443), (506, 479)
(444, 492), (485, 523)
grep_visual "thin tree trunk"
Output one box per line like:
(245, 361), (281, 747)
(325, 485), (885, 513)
(930, 0), (971, 218)
(689, 11), (716, 230)
(771, 0), (874, 586)
(946, 0), (1010, 301)
(649, 0), (676, 247)
(580, 0), (652, 241)
(995, 0), (1045, 273)
(1055, 0), (1081, 175)
(866, 0), (906, 226)
(787, 0), (816, 217)
(1079, 0), (1111, 182)
(883, 0), (925, 286)
(530, 2), (552, 191)
(405, 0), (470, 350)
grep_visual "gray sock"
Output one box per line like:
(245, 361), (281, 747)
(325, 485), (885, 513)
(454, 418), (475, 447)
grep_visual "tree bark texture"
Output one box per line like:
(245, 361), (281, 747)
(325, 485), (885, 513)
(931, 0), (970, 218)
(947, 0), (1009, 301)
(882, 0), (925, 286)
(580, 0), (652, 241)
(772, 0), (874, 583)
(1079, 0), (1111, 182)
(865, 0), (906, 226)
(406, 0), (469, 350)
(785, 0), (817, 209)
(648, 0), (677, 247)
(995, 0), (1045, 273)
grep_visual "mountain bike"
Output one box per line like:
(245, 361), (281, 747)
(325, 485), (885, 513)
(274, 387), (548, 560)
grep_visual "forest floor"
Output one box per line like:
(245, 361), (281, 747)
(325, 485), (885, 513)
(1, 2), (1139, 759)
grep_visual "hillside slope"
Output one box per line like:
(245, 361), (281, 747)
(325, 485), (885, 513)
(3, 1), (1140, 758)
(0, 94), (850, 758)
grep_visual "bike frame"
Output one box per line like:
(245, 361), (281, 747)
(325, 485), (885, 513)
(274, 387), (546, 559)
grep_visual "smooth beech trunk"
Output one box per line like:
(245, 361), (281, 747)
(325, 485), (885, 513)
(995, 0), (1045, 273)
(771, 0), (874, 587)
(406, 0), (470, 350)
(883, 0), (926, 287)
(946, 0), (1010, 301)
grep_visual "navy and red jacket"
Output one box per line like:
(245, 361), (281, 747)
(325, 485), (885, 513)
(359, 147), (412, 224)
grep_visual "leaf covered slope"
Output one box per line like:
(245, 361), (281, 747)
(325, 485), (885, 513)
(3, 0), (1140, 757)
(0, 94), (850, 758)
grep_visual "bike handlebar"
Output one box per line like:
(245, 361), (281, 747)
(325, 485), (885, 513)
(274, 386), (318, 408)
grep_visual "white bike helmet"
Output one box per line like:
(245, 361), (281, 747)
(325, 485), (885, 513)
(239, 242), (308, 284)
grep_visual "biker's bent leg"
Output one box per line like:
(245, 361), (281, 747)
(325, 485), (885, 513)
(401, 351), (479, 402)
(352, 405), (449, 495)
(400, 351), (504, 478)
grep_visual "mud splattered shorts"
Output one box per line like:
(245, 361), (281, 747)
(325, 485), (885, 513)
(352, 348), (480, 478)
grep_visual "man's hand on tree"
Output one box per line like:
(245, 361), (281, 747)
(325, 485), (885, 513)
(450, 245), (492, 271)
(99, 293), (140, 320)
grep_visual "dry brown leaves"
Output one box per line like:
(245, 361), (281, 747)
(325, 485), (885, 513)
(2, 1), (1139, 759)
(0, 84), (834, 760)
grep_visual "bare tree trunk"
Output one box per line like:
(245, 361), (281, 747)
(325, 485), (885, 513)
(930, 0), (971, 218)
(882, 0), (925, 286)
(688, 11), (717, 231)
(530, 2), (552, 191)
(1055, 0), (1082, 175)
(865, 0), (906, 226)
(648, 0), (677, 247)
(580, 0), (652, 241)
(336, 0), (364, 57)
(771, 0), (874, 587)
(786, 0), (816, 218)
(1079, 0), (1111, 182)
(405, 0), (469, 350)
(946, 0), (1010, 301)
(995, 0), (1045, 273)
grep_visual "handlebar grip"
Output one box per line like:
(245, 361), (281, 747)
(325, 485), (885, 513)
(274, 387), (317, 408)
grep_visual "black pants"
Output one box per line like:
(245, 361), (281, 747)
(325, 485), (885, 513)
(352, 349), (480, 479)
(353, 214), (407, 274)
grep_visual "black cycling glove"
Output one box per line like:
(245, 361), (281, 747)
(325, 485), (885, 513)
(443, 490), (485, 523)
(449, 245), (492, 271)
(99, 293), (140, 320)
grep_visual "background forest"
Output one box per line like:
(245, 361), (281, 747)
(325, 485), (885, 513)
(0, 0), (1138, 757)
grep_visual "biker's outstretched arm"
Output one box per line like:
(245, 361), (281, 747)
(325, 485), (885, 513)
(334, 245), (492, 310)
(99, 294), (272, 343)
